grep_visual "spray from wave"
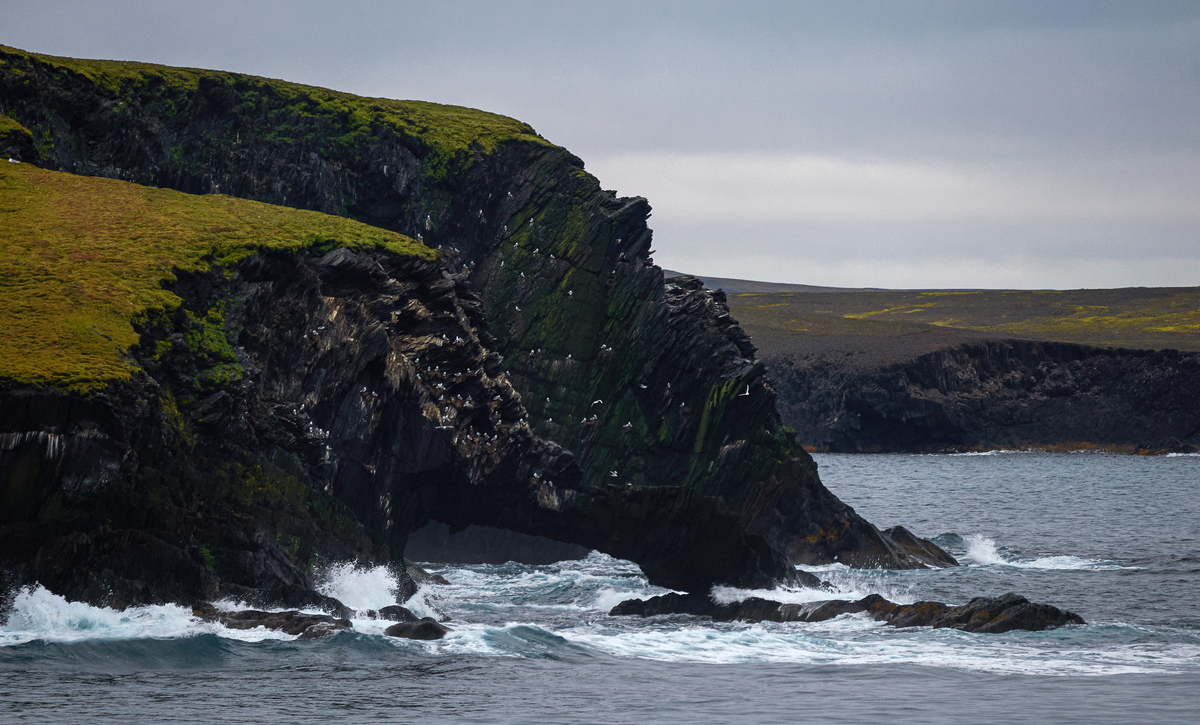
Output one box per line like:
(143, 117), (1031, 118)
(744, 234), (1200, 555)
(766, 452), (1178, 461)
(962, 534), (1132, 570)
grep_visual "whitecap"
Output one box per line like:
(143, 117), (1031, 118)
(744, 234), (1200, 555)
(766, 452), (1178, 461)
(0, 585), (211, 646)
(962, 534), (1133, 570)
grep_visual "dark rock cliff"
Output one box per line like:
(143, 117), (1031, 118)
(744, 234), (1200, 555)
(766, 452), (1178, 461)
(765, 339), (1200, 453)
(2, 239), (807, 603)
(0, 46), (952, 599)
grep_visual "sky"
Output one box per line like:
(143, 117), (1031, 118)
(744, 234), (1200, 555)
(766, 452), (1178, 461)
(5, 1), (1199, 289)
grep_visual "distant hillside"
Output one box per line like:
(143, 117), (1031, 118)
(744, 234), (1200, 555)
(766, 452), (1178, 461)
(671, 272), (1200, 452)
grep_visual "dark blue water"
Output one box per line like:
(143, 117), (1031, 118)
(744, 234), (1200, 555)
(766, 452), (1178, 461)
(3, 452), (1198, 724)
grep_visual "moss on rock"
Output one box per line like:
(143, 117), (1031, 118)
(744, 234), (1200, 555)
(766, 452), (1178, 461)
(0, 162), (432, 391)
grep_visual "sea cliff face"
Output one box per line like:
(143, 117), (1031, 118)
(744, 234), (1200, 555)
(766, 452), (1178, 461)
(0, 46), (953, 608)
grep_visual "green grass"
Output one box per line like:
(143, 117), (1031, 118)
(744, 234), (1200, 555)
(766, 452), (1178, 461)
(0, 162), (434, 391)
(726, 287), (1200, 352)
(1, 45), (550, 176)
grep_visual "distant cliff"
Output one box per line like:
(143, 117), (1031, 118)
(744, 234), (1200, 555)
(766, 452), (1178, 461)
(0, 46), (953, 609)
(766, 339), (1200, 453)
(695, 275), (1200, 454)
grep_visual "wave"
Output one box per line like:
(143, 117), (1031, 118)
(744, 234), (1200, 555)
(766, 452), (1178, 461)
(961, 534), (1134, 570)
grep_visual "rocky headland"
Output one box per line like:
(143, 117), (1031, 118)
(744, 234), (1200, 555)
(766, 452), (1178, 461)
(0, 46), (1078, 633)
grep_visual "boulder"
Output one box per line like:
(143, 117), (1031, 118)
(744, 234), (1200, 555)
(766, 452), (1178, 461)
(385, 617), (451, 640)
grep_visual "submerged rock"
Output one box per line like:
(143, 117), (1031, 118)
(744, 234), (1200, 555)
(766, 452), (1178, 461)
(385, 617), (451, 640)
(610, 591), (1084, 633)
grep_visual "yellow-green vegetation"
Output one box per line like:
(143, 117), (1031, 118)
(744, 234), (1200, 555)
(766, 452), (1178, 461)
(727, 286), (1200, 352)
(0, 162), (433, 390)
(0, 114), (33, 146)
(0, 45), (549, 177)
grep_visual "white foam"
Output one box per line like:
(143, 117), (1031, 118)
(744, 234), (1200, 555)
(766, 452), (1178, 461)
(315, 562), (402, 612)
(962, 534), (1133, 570)
(948, 449), (1026, 456)
(1165, 452), (1200, 457)
(552, 622), (1191, 675)
(0, 585), (198, 646)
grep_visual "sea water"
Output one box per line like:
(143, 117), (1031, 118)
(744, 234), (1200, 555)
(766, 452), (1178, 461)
(2, 452), (1197, 724)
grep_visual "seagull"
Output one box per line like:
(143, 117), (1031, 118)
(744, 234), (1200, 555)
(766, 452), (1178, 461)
(623, 422), (633, 429)
(591, 400), (603, 406)
(550, 254), (555, 260)
(547, 417), (553, 422)
(372, 392), (378, 398)
(680, 402), (685, 407)
(567, 290), (572, 296)
(610, 470), (618, 477)
(740, 386), (750, 396)
(566, 354), (571, 359)
(361, 386), (367, 392)
(520, 272), (525, 278)
(500, 261), (504, 267)
(515, 305), (521, 311)
(514, 242), (518, 248)
(534, 248), (539, 254)
(638, 384), (647, 389)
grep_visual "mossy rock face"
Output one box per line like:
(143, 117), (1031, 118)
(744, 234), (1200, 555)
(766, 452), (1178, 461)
(0, 161), (431, 391)
(0, 114), (34, 160)
(0, 46), (938, 571)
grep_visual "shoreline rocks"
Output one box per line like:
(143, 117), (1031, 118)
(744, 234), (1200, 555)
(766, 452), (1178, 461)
(192, 602), (352, 639)
(610, 591), (1085, 633)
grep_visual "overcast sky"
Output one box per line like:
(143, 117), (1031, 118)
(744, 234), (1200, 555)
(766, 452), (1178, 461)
(6, 1), (1199, 289)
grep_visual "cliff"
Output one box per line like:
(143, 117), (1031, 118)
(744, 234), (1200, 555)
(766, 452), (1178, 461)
(2, 162), (815, 605)
(0, 46), (954, 610)
(767, 339), (1200, 453)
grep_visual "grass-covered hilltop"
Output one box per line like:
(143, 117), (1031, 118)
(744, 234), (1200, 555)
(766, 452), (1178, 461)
(2, 45), (968, 612)
(1, 160), (432, 390)
(681, 274), (1200, 453)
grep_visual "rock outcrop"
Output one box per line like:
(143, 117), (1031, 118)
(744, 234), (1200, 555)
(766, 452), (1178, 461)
(193, 602), (353, 639)
(0, 46), (956, 611)
(610, 591), (1085, 633)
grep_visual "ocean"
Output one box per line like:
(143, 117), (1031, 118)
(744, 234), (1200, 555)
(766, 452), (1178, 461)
(2, 452), (1197, 724)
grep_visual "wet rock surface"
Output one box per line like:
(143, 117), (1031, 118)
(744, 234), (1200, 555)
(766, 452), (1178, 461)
(192, 603), (352, 639)
(610, 591), (1085, 633)
(385, 617), (451, 640)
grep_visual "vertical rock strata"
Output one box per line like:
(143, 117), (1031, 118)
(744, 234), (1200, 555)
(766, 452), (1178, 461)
(0, 47), (952, 605)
